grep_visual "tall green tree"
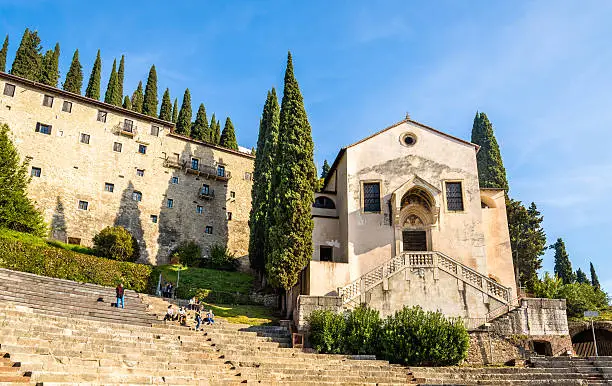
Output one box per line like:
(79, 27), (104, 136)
(576, 268), (590, 284)
(249, 89), (280, 277)
(552, 238), (575, 284)
(159, 88), (172, 121)
(590, 262), (601, 290)
(266, 52), (317, 291)
(130, 81), (144, 113)
(175, 89), (192, 136)
(191, 103), (208, 141)
(219, 117), (238, 150)
(39, 43), (60, 87)
(142, 65), (158, 117)
(0, 123), (46, 236)
(471, 112), (508, 191)
(117, 55), (125, 101)
(171, 98), (178, 123)
(507, 200), (547, 290)
(85, 50), (102, 100)
(10, 28), (42, 81)
(0, 35), (8, 72)
(209, 114), (219, 144)
(321, 159), (331, 179)
(63, 49), (83, 94)
(122, 96), (132, 110)
(104, 59), (119, 105)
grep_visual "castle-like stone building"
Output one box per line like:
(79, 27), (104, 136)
(0, 72), (254, 264)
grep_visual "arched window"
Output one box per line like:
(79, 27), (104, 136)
(313, 196), (336, 209)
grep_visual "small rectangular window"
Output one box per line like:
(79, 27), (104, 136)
(3, 83), (15, 97)
(446, 182), (464, 211)
(42, 95), (54, 107)
(132, 191), (142, 202)
(201, 184), (210, 195)
(217, 165), (226, 177)
(97, 110), (107, 122)
(320, 246), (333, 262)
(151, 125), (160, 136)
(205, 226), (213, 234)
(31, 167), (41, 177)
(136, 169), (144, 177)
(227, 212), (232, 221)
(196, 205), (203, 214)
(138, 144), (147, 154)
(123, 119), (133, 132)
(230, 191), (236, 199)
(171, 176), (179, 184)
(67, 237), (81, 245)
(113, 142), (122, 152)
(62, 101), (72, 113)
(191, 158), (199, 170)
(167, 198), (174, 208)
(78, 200), (89, 210)
(151, 215), (158, 224)
(80, 133), (90, 144)
(35, 122), (52, 135)
(363, 182), (381, 212)
(104, 183), (114, 192)
(244, 172), (251, 181)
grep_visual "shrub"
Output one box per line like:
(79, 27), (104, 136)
(170, 241), (202, 266)
(308, 309), (347, 354)
(0, 235), (152, 292)
(92, 226), (139, 262)
(344, 305), (382, 355)
(532, 272), (563, 299)
(557, 283), (608, 318)
(379, 306), (469, 366)
(203, 244), (238, 271)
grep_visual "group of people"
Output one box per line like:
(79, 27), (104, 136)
(161, 282), (174, 298)
(164, 303), (215, 331)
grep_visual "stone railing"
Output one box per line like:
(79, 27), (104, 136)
(337, 251), (512, 306)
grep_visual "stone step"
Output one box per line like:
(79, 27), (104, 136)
(419, 379), (586, 385)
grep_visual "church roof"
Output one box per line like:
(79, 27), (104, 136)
(323, 118), (479, 190)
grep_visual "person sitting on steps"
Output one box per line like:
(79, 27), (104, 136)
(178, 306), (187, 326)
(204, 309), (215, 325)
(163, 305), (174, 321)
(115, 283), (125, 309)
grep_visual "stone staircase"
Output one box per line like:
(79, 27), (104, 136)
(0, 269), (415, 385)
(0, 352), (32, 385)
(530, 356), (612, 384)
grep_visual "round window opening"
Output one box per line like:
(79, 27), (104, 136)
(401, 133), (417, 147)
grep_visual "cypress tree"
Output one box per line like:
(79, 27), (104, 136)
(321, 159), (330, 179)
(159, 88), (172, 121)
(171, 98), (178, 123)
(142, 65), (158, 117)
(0, 123), (46, 236)
(219, 117), (238, 150)
(0, 35), (8, 72)
(104, 59), (118, 105)
(63, 49), (83, 94)
(590, 262), (601, 290)
(576, 268), (590, 284)
(552, 238), (575, 284)
(117, 55), (125, 101)
(130, 81), (144, 113)
(85, 50), (102, 100)
(39, 43), (60, 87)
(209, 114), (218, 143)
(191, 103), (208, 141)
(10, 28), (42, 81)
(266, 52), (317, 291)
(471, 112), (509, 191)
(122, 96), (132, 109)
(175, 89), (192, 136)
(249, 89), (280, 277)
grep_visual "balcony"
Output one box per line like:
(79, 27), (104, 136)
(115, 122), (137, 137)
(186, 164), (232, 181)
(199, 188), (215, 200)
(163, 158), (183, 169)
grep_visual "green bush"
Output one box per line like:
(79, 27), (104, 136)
(308, 309), (347, 354)
(0, 236), (153, 292)
(92, 226), (139, 262)
(170, 241), (202, 266)
(203, 244), (238, 271)
(345, 305), (382, 355)
(380, 306), (469, 366)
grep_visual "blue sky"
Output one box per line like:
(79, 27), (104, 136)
(2, 1), (611, 291)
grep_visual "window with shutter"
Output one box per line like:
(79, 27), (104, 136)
(445, 182), (464, 211)
(363, 182), (381, 212)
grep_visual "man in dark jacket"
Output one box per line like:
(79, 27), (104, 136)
(116, 283), (125, 309)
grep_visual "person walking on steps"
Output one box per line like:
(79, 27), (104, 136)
(194, 306), (202, 331)
(116, 283), (125, 309)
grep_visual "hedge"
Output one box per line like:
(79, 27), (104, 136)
(0, 237), (153, 292)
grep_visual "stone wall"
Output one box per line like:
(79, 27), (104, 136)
(294, 295), (342, 330)
(491, 298), (569, 336)
(0, 73), (254, 264)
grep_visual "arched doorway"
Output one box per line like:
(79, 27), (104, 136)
(400, 187), (435, 252)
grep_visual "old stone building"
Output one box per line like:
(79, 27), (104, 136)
(0, 72), (254, 264)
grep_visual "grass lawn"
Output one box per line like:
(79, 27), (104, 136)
(158, 264), (254, 298)
(200, 302), (280, 326)
(0, 228), (96, 255)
